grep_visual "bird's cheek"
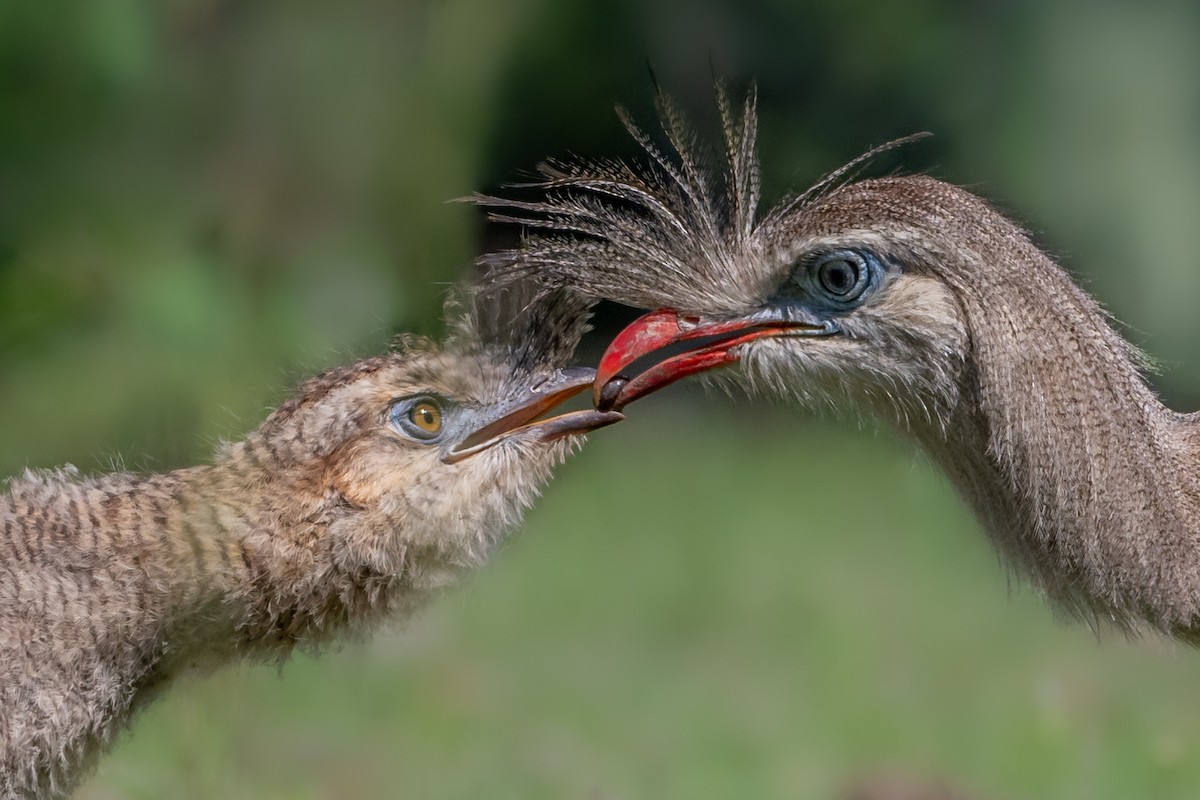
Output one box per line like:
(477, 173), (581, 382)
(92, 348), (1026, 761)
(329, 465), (387, 509)
(326, 442), (412, 509)
(731, 334), (850, 385)
(736, 335), (821, 367)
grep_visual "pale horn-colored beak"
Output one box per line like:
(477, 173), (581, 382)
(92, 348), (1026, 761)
(593, 308), (833, 411)
(444, 367), (623, 464)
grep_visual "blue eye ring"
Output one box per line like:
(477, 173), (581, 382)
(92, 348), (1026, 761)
(817, 255), (865, 298)
(804, 249), (879, 308)
(389, 395), (447, 442)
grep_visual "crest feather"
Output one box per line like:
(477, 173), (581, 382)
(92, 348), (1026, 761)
(445, 283), (592, 373)
(474, 86), (926, 314)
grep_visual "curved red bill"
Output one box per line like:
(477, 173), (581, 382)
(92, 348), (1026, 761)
(593, 308), (816, 411)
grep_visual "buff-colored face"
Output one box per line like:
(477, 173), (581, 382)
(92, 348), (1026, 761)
(250, 346), (620, 568)
(325, 351), (601, 517)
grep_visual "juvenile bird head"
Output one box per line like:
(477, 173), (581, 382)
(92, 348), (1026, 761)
(224, 287), (621, 629)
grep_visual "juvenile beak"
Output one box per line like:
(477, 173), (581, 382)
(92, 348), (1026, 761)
(444, 367), (623, 463)
(594, 308), (832, 411)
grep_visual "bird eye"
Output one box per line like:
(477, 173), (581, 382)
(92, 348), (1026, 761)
(409, 401), (442, 433)
(389, 396), (446, 442)
(808, 250), (874, 305)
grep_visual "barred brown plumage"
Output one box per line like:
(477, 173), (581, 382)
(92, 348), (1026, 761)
(0, 287), (620, 799)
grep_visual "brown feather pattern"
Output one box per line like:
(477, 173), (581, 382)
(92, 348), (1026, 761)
(0, 288), (594, 798)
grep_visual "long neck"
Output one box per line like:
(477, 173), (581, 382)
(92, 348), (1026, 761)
(918, 238), (1200, 638)
(0, 440), (422, 798)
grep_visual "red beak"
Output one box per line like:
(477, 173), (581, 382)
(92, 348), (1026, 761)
(594, 307), (832, 411)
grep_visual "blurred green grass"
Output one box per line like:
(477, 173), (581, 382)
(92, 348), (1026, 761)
(77, 402), (1200, 800)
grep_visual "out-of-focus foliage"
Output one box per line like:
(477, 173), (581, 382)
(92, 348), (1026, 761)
(0, 0), (539, 473)
(3, 1), (1200, 798)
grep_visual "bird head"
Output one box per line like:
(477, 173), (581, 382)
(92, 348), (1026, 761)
(588, 176), (978, 429)
(475, 90), (1030, 433)
(234, 287), (621, 582)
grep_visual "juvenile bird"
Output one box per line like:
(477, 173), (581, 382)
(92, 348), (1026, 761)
(0, 288), (620, 799)
(479, 89), (1200, 642)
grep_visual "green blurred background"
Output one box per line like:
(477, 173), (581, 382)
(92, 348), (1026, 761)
(4, 1), (1200, 798)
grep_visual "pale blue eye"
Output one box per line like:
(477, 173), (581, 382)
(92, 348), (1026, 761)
(804, 249), (880, 308)
(817, 257), (862, 296)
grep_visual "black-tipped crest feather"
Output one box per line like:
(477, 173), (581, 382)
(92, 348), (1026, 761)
(474, 86), (925, 314)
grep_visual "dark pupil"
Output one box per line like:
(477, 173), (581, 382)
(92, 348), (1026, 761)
(819, 259), (857, 295)
(418, 408), (434, 425)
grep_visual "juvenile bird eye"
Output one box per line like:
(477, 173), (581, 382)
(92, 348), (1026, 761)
(389, 396), (447, 442)
(409, 402), (442, 434)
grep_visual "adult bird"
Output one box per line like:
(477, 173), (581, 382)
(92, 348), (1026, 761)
(478, 89), (1200, 642)
(0, 287), (620, 799)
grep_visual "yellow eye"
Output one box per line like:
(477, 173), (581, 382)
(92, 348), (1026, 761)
(389, 396), (448, 442)
(408, 401), (442, 434)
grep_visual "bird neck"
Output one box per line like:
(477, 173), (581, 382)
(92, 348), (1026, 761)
(918, 241), (1200, 636)
(141, 437), (443, 666)
(4, 458), (415, 677)
(2, 427), (487, 795)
